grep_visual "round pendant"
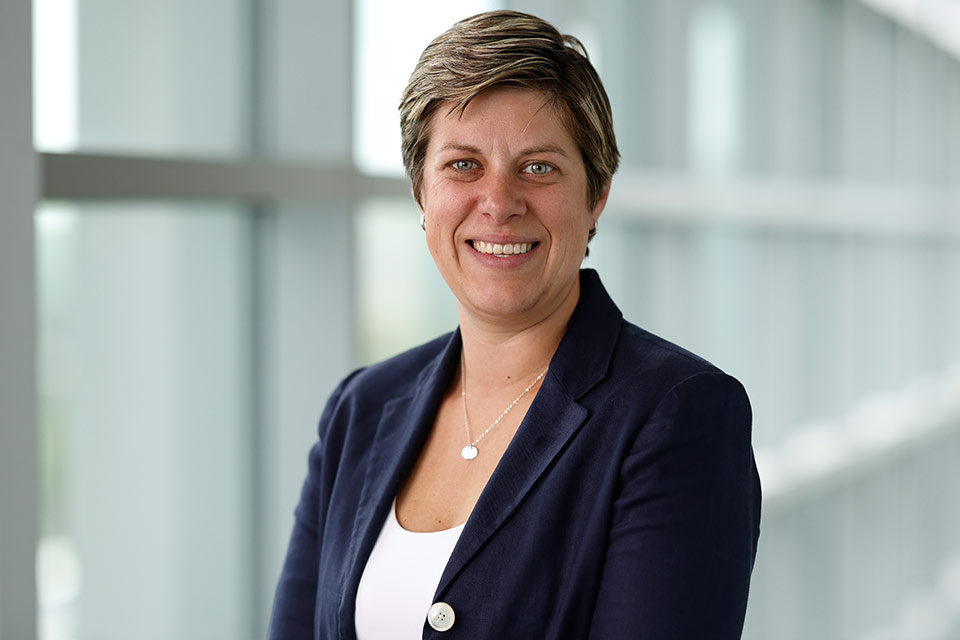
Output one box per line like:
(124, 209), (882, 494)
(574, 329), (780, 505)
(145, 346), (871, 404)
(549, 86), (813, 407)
(460, 444), (479, 460)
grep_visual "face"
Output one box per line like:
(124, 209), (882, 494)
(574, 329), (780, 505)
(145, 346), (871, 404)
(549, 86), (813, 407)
(419, 88), (608, 329)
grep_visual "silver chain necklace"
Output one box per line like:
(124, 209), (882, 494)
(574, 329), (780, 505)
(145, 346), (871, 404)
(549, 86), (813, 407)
(459, 357), (547, 461)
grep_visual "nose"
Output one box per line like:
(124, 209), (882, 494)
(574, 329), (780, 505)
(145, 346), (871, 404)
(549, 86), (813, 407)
(479, 171), (526, 224)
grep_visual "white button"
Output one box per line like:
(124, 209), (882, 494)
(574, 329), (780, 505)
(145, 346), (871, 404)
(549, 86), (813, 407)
(427, 601), (455, 632)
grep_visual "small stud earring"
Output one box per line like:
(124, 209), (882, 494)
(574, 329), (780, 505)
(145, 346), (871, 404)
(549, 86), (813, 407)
(588, 220), (598, 239)
(420, 213), (426, 231)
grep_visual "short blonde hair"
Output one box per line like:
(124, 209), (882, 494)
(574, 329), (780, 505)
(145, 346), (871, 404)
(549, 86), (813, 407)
(400, 10), (620, 208)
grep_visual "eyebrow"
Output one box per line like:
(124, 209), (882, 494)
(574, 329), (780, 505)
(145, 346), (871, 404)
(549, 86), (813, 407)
(435, 143), (483, 156)
(519, 144), (570, 158)
(434, 143), (570, 158)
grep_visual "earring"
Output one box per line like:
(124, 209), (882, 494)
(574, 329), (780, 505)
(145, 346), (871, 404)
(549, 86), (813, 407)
(420, 213), (426, 231)
(588, 219), (598, 239)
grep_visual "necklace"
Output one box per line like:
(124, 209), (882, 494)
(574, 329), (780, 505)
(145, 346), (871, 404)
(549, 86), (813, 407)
(459, 357), (547, 461)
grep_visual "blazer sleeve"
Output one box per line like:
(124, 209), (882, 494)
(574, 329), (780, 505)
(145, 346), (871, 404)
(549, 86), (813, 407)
(588, 371), (761, 639)
(267, 374), (356, 640)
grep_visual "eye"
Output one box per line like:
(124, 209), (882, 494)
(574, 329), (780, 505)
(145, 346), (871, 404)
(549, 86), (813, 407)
(523, 162), (554, 176)
(451, 159), (478, 171)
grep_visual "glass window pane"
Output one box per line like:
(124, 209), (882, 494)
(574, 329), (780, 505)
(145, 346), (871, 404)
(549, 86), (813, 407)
(354, 0), (493, 175)
(687, 2), (744, 175)
(36, 203), (255, 639)
(354, 199), (458, 365)
(33, 0), (250, 156)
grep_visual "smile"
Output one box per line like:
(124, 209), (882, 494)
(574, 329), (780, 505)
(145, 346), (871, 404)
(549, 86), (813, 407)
(469, 240), (537, 257)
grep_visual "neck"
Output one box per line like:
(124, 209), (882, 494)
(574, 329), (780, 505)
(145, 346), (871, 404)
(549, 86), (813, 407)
(458, 276), (580, 390)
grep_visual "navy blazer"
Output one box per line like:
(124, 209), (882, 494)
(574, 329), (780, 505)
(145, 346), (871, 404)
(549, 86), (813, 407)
(269, 269), (761, 639)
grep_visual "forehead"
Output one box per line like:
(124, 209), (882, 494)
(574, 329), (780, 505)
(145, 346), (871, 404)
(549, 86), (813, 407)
(426, 88), (579, 154)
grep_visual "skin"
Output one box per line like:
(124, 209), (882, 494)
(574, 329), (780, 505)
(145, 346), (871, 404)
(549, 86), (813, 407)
(396, 87), (610, 532)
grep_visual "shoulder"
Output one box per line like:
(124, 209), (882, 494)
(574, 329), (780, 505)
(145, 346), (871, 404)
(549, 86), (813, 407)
(556, 269), (746, 411)
(319, 331), (456, 426)
(613, 319), (728, 386)
(309, 331), (456, 468)
(339, 331), (455, 399)
(595, 319), (749, 428)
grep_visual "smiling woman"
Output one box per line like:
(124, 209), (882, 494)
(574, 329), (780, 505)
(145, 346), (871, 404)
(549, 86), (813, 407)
(269, 10), (761, 640)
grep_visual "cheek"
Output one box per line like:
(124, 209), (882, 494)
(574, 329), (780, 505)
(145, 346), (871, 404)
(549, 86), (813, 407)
(422, 208), (456, 258)
(424, 185), (474, 228)
(547, 203), (593, 239)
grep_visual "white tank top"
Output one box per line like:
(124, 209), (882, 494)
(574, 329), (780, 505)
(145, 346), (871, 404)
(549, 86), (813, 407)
(355, 498), (466, 639)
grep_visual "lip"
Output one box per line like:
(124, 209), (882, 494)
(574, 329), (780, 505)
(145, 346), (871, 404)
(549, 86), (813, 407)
(467, 234), (539, 244)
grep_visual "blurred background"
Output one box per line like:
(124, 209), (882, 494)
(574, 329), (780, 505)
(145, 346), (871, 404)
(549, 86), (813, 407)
(1, 0), (959, 637)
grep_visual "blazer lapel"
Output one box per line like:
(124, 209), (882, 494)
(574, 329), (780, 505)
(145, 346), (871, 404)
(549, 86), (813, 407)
(436, 269), (624, 596)
(436, 375), (589, 595)
(338, 330), (462, 636)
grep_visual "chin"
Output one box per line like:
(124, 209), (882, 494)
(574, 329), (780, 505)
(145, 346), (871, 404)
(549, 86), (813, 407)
(463, 287), (537, 319)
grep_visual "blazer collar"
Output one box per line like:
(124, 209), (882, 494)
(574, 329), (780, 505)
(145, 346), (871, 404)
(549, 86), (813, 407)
(548, 268), (623, 400)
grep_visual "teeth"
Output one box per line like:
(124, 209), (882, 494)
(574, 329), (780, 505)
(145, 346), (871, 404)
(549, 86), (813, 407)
(472, 240), (533, 256)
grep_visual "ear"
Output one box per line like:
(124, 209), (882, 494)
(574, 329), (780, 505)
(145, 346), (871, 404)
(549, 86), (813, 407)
(413, 186), (425, 212)
(591, 181), (611, 222)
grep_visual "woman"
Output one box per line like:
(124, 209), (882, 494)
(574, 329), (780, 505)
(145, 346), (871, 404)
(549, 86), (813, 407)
(269, 10), (760, 639)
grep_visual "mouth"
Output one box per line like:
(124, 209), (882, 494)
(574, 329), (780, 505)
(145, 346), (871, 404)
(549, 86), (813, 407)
(469, 240), (539, 257)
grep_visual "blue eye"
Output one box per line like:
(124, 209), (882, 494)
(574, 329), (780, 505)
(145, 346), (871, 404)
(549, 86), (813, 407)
(452, 160), (477, 171)
(524, 163), (553, 175)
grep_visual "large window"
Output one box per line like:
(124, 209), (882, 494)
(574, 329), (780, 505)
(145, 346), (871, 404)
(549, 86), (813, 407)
(36, 205), (256, 639)
(34, 1), (259, 636)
